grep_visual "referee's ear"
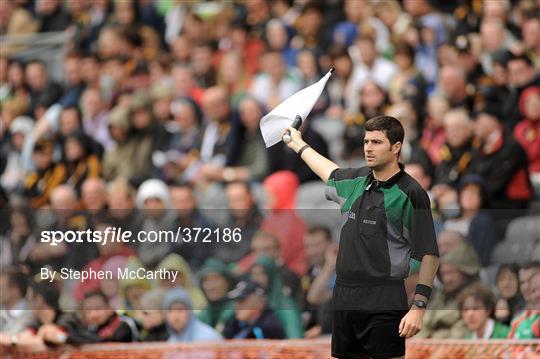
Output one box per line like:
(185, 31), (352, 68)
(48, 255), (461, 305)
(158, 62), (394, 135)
(392, 141), (402, 157)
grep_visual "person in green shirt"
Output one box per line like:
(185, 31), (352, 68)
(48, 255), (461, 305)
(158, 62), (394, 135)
(197, 258), (236, 334)
(250, 255), (304, 338)
(509, 266), (540, 339)
(458, 283), (510, 339)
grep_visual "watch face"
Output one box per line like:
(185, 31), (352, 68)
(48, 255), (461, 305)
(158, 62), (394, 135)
(414, 300), (427, 308)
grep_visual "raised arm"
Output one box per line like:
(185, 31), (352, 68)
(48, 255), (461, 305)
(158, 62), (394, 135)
(284, 126), (339, 183)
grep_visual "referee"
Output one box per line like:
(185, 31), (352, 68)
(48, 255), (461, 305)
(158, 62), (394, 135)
(285, 116), (439, 358)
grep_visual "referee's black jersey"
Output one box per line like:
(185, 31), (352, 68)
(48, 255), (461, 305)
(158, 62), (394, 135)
(325, 163), (439, 286)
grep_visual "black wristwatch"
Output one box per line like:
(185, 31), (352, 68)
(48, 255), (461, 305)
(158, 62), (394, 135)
(412, 299), (427, 310)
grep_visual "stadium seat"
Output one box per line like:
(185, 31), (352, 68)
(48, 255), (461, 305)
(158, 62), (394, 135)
(296, 182), (341, 236)
(490, 215), (540, 264)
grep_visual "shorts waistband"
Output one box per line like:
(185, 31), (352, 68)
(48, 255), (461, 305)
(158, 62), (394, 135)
(335, 277), (404, 287)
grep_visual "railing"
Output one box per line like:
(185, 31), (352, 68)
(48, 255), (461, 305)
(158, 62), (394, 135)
(5, 338), (540, 359)
(0, 30), (74, 82)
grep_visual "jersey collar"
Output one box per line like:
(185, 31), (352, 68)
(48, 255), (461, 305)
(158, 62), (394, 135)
(366, 163), (405, 191)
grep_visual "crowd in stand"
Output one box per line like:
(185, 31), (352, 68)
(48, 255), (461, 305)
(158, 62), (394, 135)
(1, 0), (540, 353)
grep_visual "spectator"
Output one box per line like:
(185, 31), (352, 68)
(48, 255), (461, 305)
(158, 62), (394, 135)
(99, 256), (128, 309)
(261, 170), (308, 276)
(335, 0), (390, 53)
(164, 288), (222, 343)
(35, 0), (71, 33)
(127, 90), (168, 182)
(444, 175), (496, 267)
(437, 65), (474, 111)
(135, 288), (169, 342)
(102, 106), (136, 181)
(57, 106), (104, 160)
(265, 18), (297, 67)
(522, 10), (540, 67)
(62, 132), (101, 196)
(106, 177), (143, 233)
(203, 96), (269, 183)
(24, 59), (63, 119)
(237, 230), (302, 303)
(22, 139), (66, 208)
(0, 209), (37, 267)
(513, 86), (540, 194)
(437, 230), (465, 257)
(421, 95), (449, 166)
(509, 264), (540, 339)
(458, 283), (510, 339)
(218, 18), (264, 76)
(80, 88), (113, 151)
(165, 96), (203, 157)
(503, 54), (540, 130)
(495, 264), (525, 325)
(480, 18), (516, 76)
(386, 100), (431, 171)
(350, 36), (397, 91)
(198, 86), (234, 167)
(419, 242), (481, 338)
(73, 218), (134, 301)
(217, 181), (263, 264)
(156, 254), (207, 310)
(150, 83), (173, 123)
(414, 14), (448, 87)
(4, 60), (28, 103)
(191, 41), (217, 88)
(223, 280), (285, 339)
(197, 258), (235, 333)
(28, 185), (87, 271)
(468, 107), (533, 209)
(119, 257), (151, 313)
(303, 226), (336, 338)
(434, 108), (473, 186)
(58, 52), (85, 108)
(1, 116), (34, 193)
(0, 279), (70, 352)
(249, 50), (301, 110)
(0, 0), (38, 55)
(293, 2), (329, 53)
(135, 179), (176, 268)
(78, 290), (138, 343)
(250, 255), (304, 339)
(0, 266), (33, 335)
(170, 182), (216, 268)
(81, 178), (108, 215)
(217, 50), (251, 106)
(388, 41), (427, 113)
(326, 45), (357, 117)
(454, 35), (490, 90)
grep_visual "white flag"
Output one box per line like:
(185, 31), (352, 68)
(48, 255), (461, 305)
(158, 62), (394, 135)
(259, 68), (333, 148)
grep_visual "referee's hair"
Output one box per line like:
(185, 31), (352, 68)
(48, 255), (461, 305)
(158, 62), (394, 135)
(365, 115), (405, 146)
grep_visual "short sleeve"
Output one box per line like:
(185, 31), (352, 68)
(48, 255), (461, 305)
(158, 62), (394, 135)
(407, 188), (439, 260)
(325, 168), (365, 207)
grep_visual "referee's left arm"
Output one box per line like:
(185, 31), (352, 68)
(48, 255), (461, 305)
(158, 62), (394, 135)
(399, 188), (440, 338)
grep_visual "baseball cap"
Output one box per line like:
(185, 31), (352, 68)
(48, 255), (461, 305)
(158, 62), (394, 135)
(227, 280), (265, 301)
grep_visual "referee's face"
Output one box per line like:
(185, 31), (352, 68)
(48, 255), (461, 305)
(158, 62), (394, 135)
(364, 130), (397, 170)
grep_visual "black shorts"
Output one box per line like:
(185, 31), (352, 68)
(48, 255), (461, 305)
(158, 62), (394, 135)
(331, 280), (408, 359)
